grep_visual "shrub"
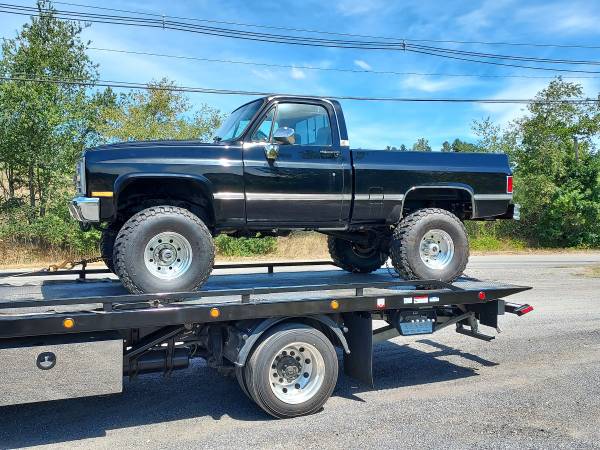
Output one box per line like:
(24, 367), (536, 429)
(214, 234), (277, 257)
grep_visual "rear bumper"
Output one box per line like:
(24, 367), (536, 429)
(68, 196), (100, 223)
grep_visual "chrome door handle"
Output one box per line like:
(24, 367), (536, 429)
(320, 150), (340, 158)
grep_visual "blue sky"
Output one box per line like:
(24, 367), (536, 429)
(2, 0), (600, 149)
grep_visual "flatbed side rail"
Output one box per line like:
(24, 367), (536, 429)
(0, 279), (463, 310)
(0, 260), (340, 280)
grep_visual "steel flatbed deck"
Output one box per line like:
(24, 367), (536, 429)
(0, 262), (533, 418)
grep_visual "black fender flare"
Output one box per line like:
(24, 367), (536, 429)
(232, 315), (350, 367)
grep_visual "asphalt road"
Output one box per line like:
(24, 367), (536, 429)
(1, 254), (599, 449)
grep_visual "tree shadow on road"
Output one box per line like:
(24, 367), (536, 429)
(0, 339), (497, 448)
(335, 338), (498, 402)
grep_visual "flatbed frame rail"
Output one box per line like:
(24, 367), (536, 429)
(0, 278), (530, 339)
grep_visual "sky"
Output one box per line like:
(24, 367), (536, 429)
(1, 0), (600, 149)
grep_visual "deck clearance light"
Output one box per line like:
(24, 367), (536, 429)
(330, 300), (340, 310)
(210, 308), (220, 318)
(63, 318), (75, 329)
(478, 291), (486, 300)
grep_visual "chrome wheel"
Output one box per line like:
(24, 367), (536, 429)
(143, 232), (193, 280)
(419, 229), (454, 270)
(269, 342), (325, 405)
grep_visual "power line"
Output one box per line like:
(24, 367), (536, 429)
(49, 0), (600, 50)
(2, 3), (600, 75)
(2, 75), (599, 104)
(88, 46), (600, 80)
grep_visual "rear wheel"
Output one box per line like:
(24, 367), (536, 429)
(390, 208), (469, 282)
(327, 234), (389, 273)
(242, 323), (338, 419)
(113, 206), (214, 294)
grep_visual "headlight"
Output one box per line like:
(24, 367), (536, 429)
(74, 156), (86, 195)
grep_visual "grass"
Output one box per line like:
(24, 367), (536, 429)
(1, 231), (597, 270)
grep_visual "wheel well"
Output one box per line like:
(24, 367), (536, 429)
(402, 187), (473, 220)
(232, 316), (349, 367)
(115, 178), (215, 227)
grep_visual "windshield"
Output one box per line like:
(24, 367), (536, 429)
(214, 99), (263, 142)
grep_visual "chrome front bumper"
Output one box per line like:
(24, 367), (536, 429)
(69, 196), (100, 222)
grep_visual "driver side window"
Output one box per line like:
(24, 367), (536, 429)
(250, 108), (276, 142)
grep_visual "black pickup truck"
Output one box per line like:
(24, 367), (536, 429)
(69, 95), (516, 294)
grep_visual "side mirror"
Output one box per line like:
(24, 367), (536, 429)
(273, 127), (295, 145)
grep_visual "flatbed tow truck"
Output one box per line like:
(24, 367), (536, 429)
(0, 262), (532, 419)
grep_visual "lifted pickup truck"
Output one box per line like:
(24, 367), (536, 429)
(69, 95), (516, 294)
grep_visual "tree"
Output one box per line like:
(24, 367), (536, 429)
(0, 0), (102, 217)
(412, 138), (431, 152)
(399, 144), (408, 151)
(473, 78), (600, 247)
(441, 141), (452, 152)
(97, 78), (221, 143)
(450, 138), (479, 153)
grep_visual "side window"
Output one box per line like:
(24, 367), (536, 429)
(251, 108), (275, 142)
(276, 103), (332, 146)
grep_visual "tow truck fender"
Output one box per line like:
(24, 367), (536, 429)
(227, 315), (350, 367)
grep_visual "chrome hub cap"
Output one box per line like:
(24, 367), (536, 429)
(419, 229), (454, 270)
(269, 342), (325, 404)
(144, 232), (193, 280)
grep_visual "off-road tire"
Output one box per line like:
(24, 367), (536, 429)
(243, 323), (338, 419)
(100, 225), (119, 274)
(390, 208), (469, 282)
(327, 235), (389, 273)
(113, 206), (214, 294)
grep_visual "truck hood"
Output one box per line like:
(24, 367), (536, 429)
(85, 139), (229, 155)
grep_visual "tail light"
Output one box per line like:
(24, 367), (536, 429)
(506, 176), (513, 194)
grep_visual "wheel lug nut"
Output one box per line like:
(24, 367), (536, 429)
(295, 383), (300, 389)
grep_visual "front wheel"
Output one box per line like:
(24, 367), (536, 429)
(242, 323), (338, 419)
(113, 206), (215, 294)
(390, 208), (469, 282)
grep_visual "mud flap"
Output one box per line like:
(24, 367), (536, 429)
(342, 312), (374, 387)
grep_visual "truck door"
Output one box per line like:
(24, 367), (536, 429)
(243, 101), (347, 225)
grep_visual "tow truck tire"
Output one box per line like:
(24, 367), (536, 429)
(243, 323), (338, 419)
(328, 235), (388, 273)
(113, 206), (215, 294)
(390, 208), (469, 283)
(100, 225), (118, 274)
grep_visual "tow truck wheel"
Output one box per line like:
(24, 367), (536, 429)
(113, 206), (215, 294)
(243, 323), (338, 419)
(327, 235), (389, 273)
(390, 208), (469, 283)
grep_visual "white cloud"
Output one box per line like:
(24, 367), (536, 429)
(251, 68), (277, 81)
(517, 4), (600, 34)
(401, 75), (472, 93)
(336, 0), (387, 16)
(477, 78), (600, 125)
(290, 67), (306, 79)
(354, 59), (372, 71)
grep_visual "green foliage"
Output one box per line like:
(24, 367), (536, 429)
(214, 234), (277, 257)
(473, 78), (600, 247)
(97, 78), (221, 142)
(0, 192), (100, 253)
(412, 138), (432, 152)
